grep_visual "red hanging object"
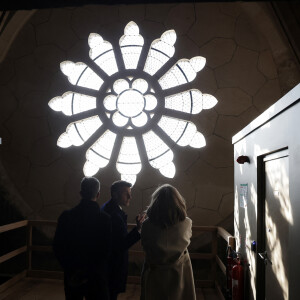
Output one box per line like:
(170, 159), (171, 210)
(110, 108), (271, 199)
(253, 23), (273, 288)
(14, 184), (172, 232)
(232, 258), (244, 300)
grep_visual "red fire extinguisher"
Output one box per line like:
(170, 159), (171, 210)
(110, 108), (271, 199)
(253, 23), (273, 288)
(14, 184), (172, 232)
(232, 256), (244, 300)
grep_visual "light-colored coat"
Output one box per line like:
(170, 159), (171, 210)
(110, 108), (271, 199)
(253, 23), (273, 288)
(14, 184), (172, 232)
(140, 217), (196, 300)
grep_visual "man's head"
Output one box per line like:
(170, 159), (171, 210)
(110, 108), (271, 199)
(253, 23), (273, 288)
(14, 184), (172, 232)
(111, 180), (132, 207)
(80, 177), (100, 201)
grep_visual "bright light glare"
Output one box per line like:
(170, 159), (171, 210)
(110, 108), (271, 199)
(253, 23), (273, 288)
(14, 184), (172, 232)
(158, 116), (206, 148)
(158, 57), (206, 90)
(88, 33), (118, 75)
(60, 61), (103, 90)
(143, 130), (175, 177)
(119, 21), (144, 70)
(165, 89), (204, 114)
(117, 90), (145, 117)
(48, 92), (97, 116)
(144, 30), (176, 76)
(84, 130), (117, 176)
(57, 116), (102, 148)
(117, 137), (141, 173)
(132, 112), (148, 127)
(50, 21), (216, 184)
(202, 94), (218, 109)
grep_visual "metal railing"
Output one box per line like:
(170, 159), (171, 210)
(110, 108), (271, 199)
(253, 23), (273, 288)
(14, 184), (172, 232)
(0, 220), (235, 299)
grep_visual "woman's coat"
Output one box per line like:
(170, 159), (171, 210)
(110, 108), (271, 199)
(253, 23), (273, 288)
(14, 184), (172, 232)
(140, 217), (196, 300)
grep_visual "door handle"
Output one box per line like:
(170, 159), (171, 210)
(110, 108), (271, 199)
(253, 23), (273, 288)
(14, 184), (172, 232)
(258, 251), (272, 266)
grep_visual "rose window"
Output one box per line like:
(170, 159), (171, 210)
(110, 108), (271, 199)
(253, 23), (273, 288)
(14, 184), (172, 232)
(48, 21), (217, 185)
(106, 78), (156, 128)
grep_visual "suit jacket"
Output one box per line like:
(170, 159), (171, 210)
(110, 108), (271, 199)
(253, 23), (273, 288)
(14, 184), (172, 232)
(53, 200), (112, 277)
(140, 217), (196, 300)
(101, 199), (140, 293)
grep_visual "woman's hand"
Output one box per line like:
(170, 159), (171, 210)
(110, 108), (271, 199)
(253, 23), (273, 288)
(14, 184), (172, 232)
(136, 212), (147, 232)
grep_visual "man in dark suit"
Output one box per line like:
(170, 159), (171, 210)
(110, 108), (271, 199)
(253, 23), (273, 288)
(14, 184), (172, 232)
(101, 180), (145, 300)
(53, 177), (112, 300)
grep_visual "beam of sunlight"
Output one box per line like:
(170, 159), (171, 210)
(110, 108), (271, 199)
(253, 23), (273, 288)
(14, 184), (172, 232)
(253, 144), (270, 168)
(250, 183), (257, 217)
(265, 202), (289, 300)
(260, 121), (271, 130)
(249, 107), (274, 132)
(266, 161), (293, 225)
(244, 195), (256, 298)
(234, 186), (240, 249)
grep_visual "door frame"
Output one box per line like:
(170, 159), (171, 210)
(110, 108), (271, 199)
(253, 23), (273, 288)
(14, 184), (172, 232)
(256, 147), (289, 300)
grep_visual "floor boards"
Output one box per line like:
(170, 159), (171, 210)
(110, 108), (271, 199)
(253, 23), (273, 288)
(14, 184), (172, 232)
(0, 278), (221, 300)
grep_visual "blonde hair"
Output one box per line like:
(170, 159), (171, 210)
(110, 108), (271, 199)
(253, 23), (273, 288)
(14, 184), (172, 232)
(146, 184), (187, 229)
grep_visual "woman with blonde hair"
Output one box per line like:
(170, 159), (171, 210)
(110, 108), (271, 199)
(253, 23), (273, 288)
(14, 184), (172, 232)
(140, 184), (196, 300)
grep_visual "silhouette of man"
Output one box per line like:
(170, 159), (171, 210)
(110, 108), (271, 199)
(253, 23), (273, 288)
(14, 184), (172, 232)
(101, 180), (145, 300)
(53, 177), (111, 300)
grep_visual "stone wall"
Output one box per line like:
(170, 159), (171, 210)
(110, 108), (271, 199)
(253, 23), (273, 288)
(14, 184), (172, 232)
(0, 2), (299, 227)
